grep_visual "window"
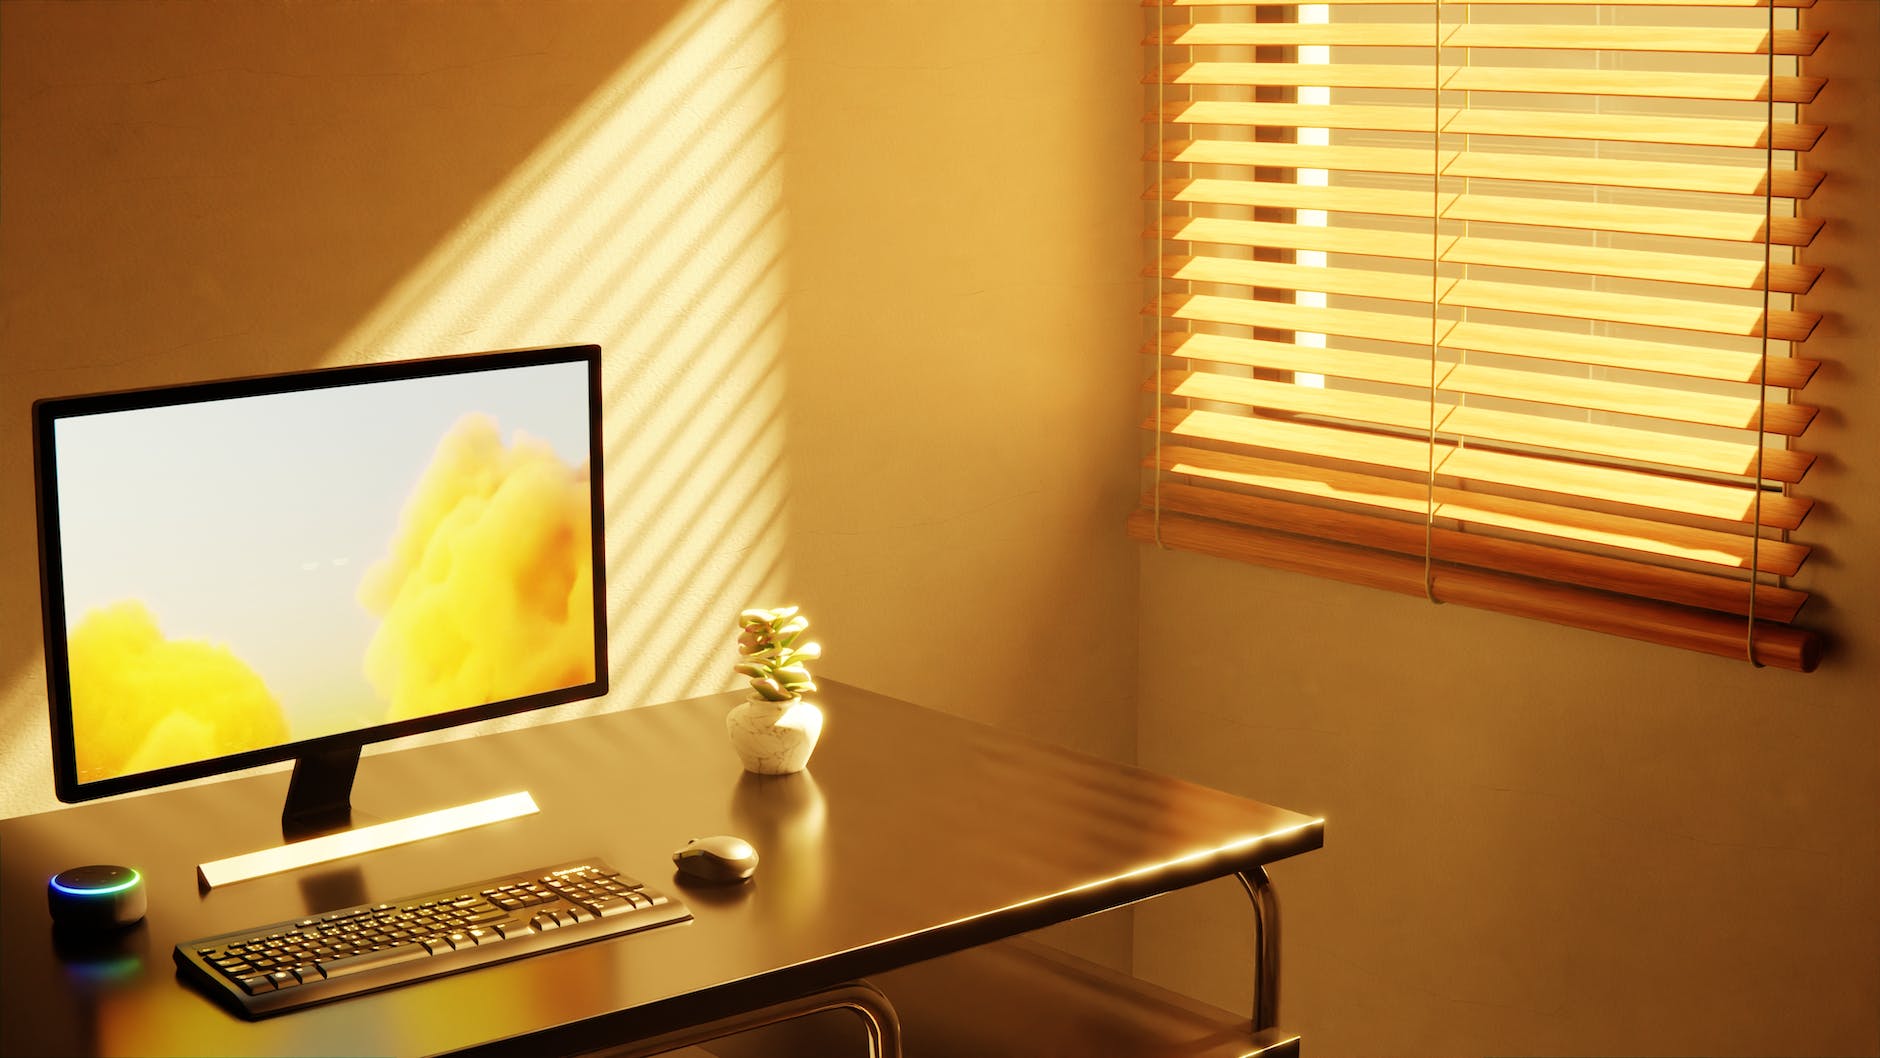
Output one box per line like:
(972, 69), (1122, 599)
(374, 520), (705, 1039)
(1138, 0), (1826, 671)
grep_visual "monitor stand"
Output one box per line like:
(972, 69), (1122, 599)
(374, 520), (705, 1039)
(195, 746), (538, 890)
(282, 745), (363, 840)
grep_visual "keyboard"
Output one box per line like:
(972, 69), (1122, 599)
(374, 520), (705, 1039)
(174, 858), (690, 1018)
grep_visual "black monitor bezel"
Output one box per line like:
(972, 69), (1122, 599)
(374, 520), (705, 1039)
(33, 344), (608, 805)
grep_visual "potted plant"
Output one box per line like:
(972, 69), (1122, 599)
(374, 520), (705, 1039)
(725, 606), (825, 774)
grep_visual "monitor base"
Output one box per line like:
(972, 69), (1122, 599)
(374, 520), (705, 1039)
(196, 791), (539, 890)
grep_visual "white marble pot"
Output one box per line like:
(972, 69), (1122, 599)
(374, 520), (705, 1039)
(726, 695), (824, 774)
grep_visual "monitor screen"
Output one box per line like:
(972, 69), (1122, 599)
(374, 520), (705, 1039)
(34, 345), (606, 809)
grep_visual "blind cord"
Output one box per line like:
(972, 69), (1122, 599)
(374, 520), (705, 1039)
(1423, 0), (1443, 606)
(1152, 0), (1167, 551)
(1747, 1), (1776, 669)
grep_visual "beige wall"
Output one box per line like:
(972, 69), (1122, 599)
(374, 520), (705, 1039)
(0, 0), (1145, 979)
(775, 0), (1142, 765)
(1133, 4), (1880, 1054)
(772, 0), (1144, 964)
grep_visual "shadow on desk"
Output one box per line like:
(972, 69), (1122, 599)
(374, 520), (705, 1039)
(644, 935), (1297, 1058)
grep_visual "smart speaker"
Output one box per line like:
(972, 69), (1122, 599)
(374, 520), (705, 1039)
(48, 864), (147, 932)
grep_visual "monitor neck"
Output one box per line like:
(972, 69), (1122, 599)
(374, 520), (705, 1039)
(282, 745), (362, 840)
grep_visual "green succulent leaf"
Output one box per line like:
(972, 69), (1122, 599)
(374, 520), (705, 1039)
(751, 677), (793, 701)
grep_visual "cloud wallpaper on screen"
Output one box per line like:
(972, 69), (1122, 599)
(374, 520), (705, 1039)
(66, 599), (289, 781)
(358, 412), (595, 723)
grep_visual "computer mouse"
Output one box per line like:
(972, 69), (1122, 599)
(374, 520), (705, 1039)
(672, 835), (758, 884)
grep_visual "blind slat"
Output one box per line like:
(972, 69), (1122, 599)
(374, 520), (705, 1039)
(1156, 290), (1436, 345)
(1446, 66), (1823, 104)
(1149, 481), (1808, 621)
(1152, 62), (1825, 104)
(1441, 237), (1819, 296)
(1152, 298), (1819, 389)
(1150, 23), (1823, 56)
(1126, 511), (1818, 674)
(1444, 279), (1819, 342)
(1444, 152), (1821, 201)
(1443, 107), (1823, 153)
(1150, 444), (1810, 578)
(1156, 369), (1814, 482)
(1157, 139), (1820, 200)
(1156, 215), (1434, 263)
(1154, 255), (1441, 304)
(1148, 335), (1815, 433)
(1152, 267), (1820, 342)
(1151, 173), (1823, 244)
(1145, 0), (1816, 7)
(1152, 331), (1818, 406)
(1157, 215), (1820, 293)
(1157, 407), (1813, 529)
(1436, 362), (1814, 436)
(1447, 25), (1822, 54)
(1444, 322), (1817, 388)
(1155, 253), (1821, 341)
(1158, 100), (1826, 152)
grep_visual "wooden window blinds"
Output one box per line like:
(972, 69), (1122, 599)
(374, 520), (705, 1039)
(1136, 0), (1827, 671)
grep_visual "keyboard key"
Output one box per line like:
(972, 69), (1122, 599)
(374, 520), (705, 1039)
(318, 944), (430, 980)
(583, 895), (632, 917)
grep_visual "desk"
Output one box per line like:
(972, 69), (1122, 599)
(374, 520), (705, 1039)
(0, 683), (1323, 1057)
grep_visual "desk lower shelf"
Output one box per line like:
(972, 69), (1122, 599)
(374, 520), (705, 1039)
(691, 935), (1299, 1058)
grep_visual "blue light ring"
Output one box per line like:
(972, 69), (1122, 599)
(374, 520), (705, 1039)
(50, 867), (141, 897)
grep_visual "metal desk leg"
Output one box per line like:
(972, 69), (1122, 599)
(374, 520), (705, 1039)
(593, 979), (903, 1058)
(1236, 867), (1281, 1032)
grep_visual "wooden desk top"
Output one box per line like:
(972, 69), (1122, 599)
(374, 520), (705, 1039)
(0, 682), (1322, 1057)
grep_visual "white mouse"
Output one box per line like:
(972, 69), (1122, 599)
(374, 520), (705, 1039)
(672, 835), (759, 884)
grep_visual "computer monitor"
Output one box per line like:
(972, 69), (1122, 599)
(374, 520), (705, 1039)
(33, 345), (605, 846)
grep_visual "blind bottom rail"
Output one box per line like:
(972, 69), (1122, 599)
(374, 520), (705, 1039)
(1127, 509), (1820, 673)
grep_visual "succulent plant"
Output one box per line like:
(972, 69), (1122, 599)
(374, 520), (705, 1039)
(734, 605), (823, 702)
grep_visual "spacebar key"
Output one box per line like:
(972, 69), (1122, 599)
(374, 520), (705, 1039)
(317, 944), (431, 979)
